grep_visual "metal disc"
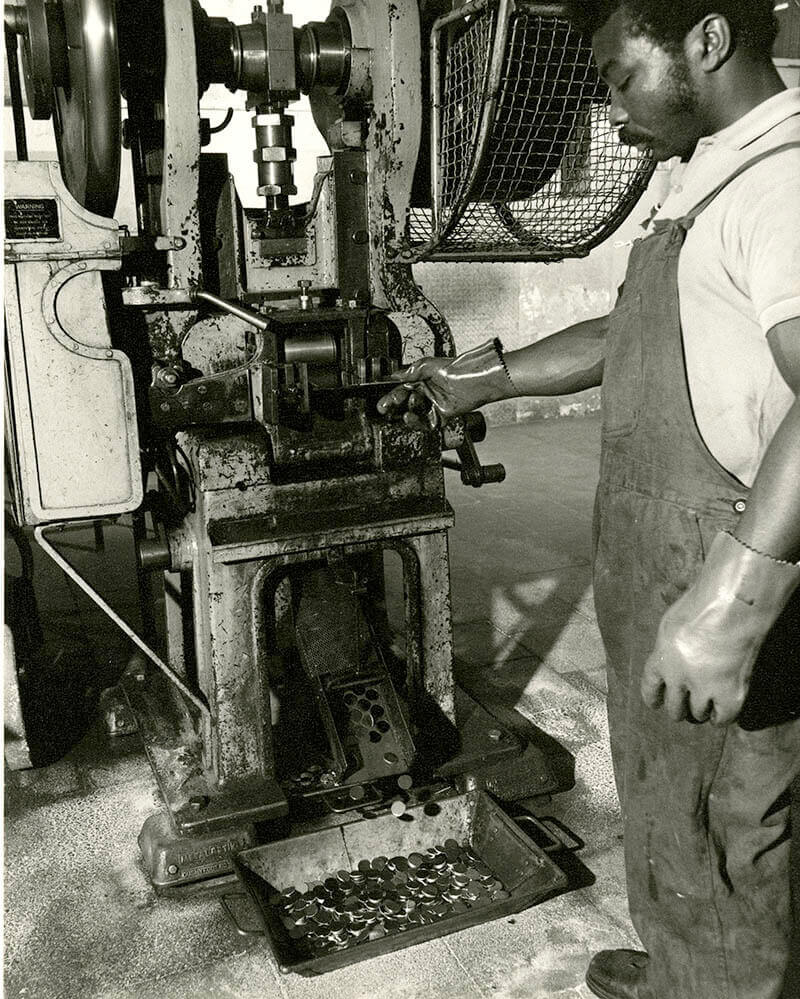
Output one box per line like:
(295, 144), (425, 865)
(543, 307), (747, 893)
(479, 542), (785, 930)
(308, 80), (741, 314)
(52, 0), (121, 217)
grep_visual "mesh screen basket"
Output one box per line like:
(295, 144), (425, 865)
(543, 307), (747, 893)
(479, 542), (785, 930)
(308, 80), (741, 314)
(405, 0), (655, 261)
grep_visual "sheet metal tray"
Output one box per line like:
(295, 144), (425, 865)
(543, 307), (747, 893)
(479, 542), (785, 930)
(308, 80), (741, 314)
(233, 790), (568, 975)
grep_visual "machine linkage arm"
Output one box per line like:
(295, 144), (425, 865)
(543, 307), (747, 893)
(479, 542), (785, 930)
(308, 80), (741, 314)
(441, 413), (506, 487)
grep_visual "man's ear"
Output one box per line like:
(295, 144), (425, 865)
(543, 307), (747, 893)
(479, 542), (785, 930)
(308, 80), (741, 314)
(687, 14), (734, 72)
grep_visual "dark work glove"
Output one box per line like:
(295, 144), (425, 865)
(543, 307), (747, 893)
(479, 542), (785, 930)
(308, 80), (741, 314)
(377, 338), (517, 430)
(641, 531), (800, 724)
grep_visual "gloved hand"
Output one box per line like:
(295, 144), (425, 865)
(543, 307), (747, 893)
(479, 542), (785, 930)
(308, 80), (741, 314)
(641, 531), (800, 724)
(377, 338), (517, 430)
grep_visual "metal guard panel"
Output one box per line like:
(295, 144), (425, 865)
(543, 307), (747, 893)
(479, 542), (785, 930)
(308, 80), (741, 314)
(5, 261), (143, 523)
(5, 262), (142, 524)
(4, 161), (141, 523)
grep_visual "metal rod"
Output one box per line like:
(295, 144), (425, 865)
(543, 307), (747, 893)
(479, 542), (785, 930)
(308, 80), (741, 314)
(517, 3), (569, 15)
(191, 289), (272, 331)
(431, 0), (492, 30)
(420, 247), (580, 262)
(34, 524), (211, 718)
(429, 4), (444, 231)
(5, 28), (28, 160)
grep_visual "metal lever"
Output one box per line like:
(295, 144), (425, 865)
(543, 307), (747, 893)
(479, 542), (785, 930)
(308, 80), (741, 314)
(311, 380), (400, 399)
(190, 289), (272, 331)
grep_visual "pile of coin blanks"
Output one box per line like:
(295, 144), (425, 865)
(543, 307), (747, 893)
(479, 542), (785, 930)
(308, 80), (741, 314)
(272, 838), (511, 954)
(286, 763), (325, 790)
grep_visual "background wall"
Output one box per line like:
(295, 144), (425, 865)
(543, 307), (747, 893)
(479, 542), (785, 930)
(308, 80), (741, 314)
(4, 2), (798, 426)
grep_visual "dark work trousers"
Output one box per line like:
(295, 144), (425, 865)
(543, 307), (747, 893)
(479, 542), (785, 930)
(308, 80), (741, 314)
(593, 145), (800, 999)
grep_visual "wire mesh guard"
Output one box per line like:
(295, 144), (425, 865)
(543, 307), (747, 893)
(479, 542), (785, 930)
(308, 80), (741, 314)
(408, 2), (655, 260)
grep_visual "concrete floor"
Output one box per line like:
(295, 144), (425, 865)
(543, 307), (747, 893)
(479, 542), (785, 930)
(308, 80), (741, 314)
(4, 415), (642, 999)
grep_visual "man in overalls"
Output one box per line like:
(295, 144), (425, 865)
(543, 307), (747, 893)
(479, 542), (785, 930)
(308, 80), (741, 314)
(378, 2), (800, 996)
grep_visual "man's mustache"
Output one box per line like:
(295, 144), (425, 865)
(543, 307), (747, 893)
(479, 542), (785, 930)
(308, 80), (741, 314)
(618, 126), (654, 147)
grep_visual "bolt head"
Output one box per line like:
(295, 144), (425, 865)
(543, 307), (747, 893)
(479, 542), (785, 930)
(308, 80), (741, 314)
(106, 708), (134, 735)
(254, 147), (295, 163)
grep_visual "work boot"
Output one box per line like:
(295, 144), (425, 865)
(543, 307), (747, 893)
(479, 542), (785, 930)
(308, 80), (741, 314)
(585, 949), (651, 999)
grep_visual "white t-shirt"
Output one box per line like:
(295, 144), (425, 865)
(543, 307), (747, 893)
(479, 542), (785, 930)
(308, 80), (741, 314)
(650, 88), (800, 487)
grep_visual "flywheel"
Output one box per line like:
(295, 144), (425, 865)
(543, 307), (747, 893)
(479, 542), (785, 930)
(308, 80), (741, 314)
(17, 0), (121, 217)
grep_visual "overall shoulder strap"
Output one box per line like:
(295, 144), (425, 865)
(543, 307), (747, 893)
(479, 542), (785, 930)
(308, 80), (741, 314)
(684, 140), (800, 222)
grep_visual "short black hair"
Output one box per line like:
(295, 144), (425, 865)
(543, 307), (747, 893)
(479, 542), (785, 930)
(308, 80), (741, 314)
(566, 1), (779, 57)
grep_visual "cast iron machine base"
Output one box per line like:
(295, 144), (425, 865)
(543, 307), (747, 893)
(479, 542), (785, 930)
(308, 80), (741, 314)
(131, 422), (556, 894)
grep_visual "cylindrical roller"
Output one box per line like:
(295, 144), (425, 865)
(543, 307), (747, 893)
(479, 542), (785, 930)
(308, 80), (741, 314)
(194, 14), (237, 93)
(234, 21), (268, 92)
(295, 9), (351, 95)
(283, 334), (337, 366)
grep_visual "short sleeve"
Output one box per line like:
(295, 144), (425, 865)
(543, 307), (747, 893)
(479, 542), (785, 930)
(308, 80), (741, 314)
(733, 148), (800, 333)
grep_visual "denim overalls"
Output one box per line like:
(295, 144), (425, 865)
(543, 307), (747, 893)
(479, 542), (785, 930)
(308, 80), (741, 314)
(593, 142), (800, 999)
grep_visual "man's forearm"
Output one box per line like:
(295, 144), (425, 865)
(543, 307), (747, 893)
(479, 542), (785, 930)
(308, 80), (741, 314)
(504, 315), (609, 397)
(733, 397), (800, 562)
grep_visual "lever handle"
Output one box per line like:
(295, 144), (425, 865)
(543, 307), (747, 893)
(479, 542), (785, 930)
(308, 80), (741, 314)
(478, 462), (506, 484)
(445, 435), (506, 488)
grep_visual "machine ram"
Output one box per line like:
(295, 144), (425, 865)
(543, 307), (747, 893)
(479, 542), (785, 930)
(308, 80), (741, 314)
(3, 0), (652, 965)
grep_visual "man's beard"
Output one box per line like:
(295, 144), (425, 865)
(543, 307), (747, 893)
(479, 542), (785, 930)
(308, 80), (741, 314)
(663, 53), (700, 118)
(621, 56), (700, 157)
